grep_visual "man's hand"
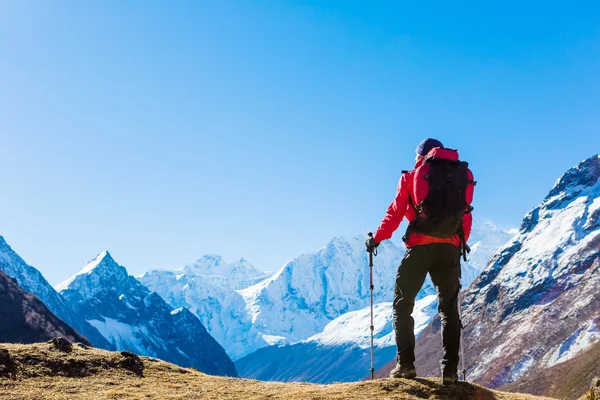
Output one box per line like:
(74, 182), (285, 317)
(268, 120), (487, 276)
(365, 233), (380, 253)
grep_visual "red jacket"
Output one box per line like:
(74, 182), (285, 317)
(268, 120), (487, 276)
(373, 148), (474, 247)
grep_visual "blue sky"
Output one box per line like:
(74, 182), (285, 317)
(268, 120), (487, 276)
(1, 1), (599, 284)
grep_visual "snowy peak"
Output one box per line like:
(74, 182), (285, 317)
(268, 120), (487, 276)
(546, 154), (600, 200)
(148, 254), (268, 291)
(520, 155), (600, 236)
(185, 254), (225, 273)
(55, 250), (128, 292)
(238, 233), (406, 345)
(0, 235), (113, 349)
(78, 250), (124, 277)
(56, 251), (141, 301)
(57, 252), (237, 376)
(184, 254), (264, 276)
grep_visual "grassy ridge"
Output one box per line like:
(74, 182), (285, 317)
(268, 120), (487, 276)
(0, 342), (555, 400)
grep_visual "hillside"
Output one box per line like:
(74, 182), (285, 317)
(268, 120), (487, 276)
(0, 270), (90, 345)
(500, 339), (600, 400)
(0, 341), (554, 400)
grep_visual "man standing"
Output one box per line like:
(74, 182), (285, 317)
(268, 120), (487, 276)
(366, 138), (475, 385)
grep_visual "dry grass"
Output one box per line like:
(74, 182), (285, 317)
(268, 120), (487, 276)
(0, 342), (556, 400)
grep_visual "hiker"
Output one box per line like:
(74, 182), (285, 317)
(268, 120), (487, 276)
(366, 138), (475, 385)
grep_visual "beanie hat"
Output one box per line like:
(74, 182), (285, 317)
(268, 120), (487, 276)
(416, 138), (444, 156)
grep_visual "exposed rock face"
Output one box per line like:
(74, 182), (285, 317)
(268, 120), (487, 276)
(0, 269), (90, 346)
(377, 155), (600, 387)
(500, 339), (600, 400)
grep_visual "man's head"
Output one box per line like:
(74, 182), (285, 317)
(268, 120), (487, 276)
(415, 138), (444, 161)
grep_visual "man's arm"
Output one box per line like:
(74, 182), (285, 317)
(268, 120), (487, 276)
(463, 168), (475, 243)
(373, 174), (410, 243)
(462, 212), (473, 243)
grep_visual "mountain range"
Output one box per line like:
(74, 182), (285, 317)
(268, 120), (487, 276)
(139, 255), (270, 361)
(235, 220), (512, 383)
(4, 156), (596, 392)
(0, 214), (513, 383)
(56, 251), (237, 377)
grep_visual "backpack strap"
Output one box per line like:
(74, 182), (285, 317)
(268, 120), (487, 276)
(401, 169), (421, 244)
(400, 169), (418, 214)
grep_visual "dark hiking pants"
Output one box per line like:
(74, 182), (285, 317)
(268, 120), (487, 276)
(393, 243), (461, 373)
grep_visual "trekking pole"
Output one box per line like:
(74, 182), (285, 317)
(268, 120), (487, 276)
(459, 234), (470, 381)
(458, 285), (467, 382)
(458, 291), (467, 381)
(367, 233), (378, 380)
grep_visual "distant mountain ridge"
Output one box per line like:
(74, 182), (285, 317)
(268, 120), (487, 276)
(1, 218), (512, 381)
(139, 255), (270, 360)
(235, 222), (512, 383)
(57, 251), (237, 377)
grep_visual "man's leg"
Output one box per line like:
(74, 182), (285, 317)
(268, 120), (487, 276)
(429, 244), (462, 381)
(393, 246), (431, 369)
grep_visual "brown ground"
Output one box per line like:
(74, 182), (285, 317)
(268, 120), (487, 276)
(0, 342), (558, 400)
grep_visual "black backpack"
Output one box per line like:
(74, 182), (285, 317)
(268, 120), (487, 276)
(405, 156), (474, 241)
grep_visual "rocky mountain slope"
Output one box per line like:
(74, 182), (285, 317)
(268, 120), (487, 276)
(56, 251), (237, 377)
(139, 255), (269, 360)
(379, 155), (600, 387)
(0, 236), (111, 349)
(0, 341), (553, 400)
(500, 339), (600, 400)
(0, 269), (90, 345)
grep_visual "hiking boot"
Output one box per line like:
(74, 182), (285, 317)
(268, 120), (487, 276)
(442, 370), (458, 385)
(390, 363), (417, 379)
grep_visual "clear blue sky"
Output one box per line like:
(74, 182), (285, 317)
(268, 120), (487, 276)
(1, 1), (599, 285)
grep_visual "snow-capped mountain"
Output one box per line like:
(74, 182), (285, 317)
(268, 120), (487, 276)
(139, 220), (508, 363)
(236, 295), (438, 383)
(236, 220), (509, 384)
(239, 237), (409, 347)
(409, 154), (600, 387)
(0, 235), (112, 349)
(56, 251), (237, 377)
(139, 255), (270, 361)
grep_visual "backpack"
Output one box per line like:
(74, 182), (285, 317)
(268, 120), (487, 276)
(405, 152), (475, 240)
